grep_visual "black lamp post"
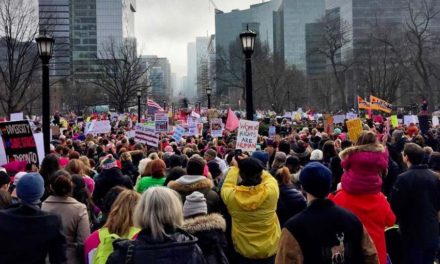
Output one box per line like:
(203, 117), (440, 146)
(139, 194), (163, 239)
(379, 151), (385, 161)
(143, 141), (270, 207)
(137, 87), (141, 123)
(35, 33), (55, 156)
(240, 26), (257, 121)
(206, 87), (212, 109)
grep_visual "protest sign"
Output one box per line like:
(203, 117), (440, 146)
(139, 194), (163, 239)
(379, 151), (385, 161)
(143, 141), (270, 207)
(10, 112), (23, 121)
(269, 126), (276, 138)
(324, 115), (334, 134)
(236, 120), (259, 152)
(188, 122), (198, 136)
(345, 112), (358, 120)
(403, 115), (419, 125)
(172, 126), (185, 142)
(433, 116), (439, 127)
(33, 133), (45, 165)
(333, 115), (346, 124)
(391, 115), (398, 128)
(0, 120), (39, 165)
(155, 112), (169, 133)
(210, 118), (223, 138)
(135, 123), (159, 147)
(346, 118), (363, 142)
(84, 120), (111, 135)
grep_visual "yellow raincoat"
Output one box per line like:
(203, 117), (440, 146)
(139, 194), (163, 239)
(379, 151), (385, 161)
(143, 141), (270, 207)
(221, 166), (281, 259)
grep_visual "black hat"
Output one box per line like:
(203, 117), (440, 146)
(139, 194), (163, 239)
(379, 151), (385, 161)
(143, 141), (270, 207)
(299, 162), (332, 198)
(238, 157), (265, 177)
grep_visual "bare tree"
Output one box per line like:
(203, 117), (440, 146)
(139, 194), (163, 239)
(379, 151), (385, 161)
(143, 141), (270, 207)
(0, 0), (41, 116)
(91, 38), (151, 112)
(313, 9), (353, 111)
(404, 0), (440, 110)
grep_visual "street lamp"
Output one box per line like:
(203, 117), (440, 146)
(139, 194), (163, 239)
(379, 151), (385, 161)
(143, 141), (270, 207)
(137, 87), (141, 123)
(206, 87), (212, 109)
(35, 33), (55, 156)
(240, 25), (257, 121)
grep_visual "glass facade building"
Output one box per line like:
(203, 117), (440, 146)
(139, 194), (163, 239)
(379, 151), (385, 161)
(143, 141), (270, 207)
(142, 55), (171, 100)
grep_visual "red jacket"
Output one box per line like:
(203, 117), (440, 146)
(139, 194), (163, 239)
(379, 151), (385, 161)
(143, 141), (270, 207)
(330, 190), (395, 264)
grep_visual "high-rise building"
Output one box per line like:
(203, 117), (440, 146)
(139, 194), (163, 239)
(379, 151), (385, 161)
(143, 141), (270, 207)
(196, 37), (209, 100)
(274, 0), (325, 71)
(186, 42), (197, 99)
(207, 35), (216, 100)
(141, 55), (171, 101)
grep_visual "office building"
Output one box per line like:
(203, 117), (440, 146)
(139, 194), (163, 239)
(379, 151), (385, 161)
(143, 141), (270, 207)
(141, 55), (171, 101)
(196, 37), (209, 100)
(186, 42), (197, 99)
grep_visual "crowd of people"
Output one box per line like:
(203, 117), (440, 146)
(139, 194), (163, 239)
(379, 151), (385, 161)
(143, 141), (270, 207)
(0, 114), (440, 264)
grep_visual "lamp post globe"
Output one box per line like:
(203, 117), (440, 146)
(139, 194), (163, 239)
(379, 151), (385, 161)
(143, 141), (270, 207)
(35, 33), (55, 156)
(240, 26), (257, 121)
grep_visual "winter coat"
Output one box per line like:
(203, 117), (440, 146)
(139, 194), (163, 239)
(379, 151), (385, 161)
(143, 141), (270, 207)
(136, 176), (166, 193)
(0, 203), (66, 264)
(42, 196), (90, 264)
(221, 167), (281, 259)
(331, 190), (395, 264)
(106, 228), (206, 264)
(275, 199), (379, 264)
(339, 144), (388, 194)
(168, 175), (221, 213)
(92, 167), (133, 209)
(182, 213), (229, 264)
(390, 165), (440, 250)
(276, 184), (307, 227)
(121, 160), (139, 183)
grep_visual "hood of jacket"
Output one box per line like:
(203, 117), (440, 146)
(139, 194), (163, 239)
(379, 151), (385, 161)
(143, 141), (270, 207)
(181, 213), (226, 234)
(339, 143), (385, 160)
(167, 177), (213, 193)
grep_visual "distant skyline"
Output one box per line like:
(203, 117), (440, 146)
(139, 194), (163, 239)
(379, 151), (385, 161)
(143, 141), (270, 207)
(134, 0), (265, 77)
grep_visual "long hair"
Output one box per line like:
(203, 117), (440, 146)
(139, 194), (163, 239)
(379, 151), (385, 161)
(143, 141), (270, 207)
(39, 154), (60, 186)
(356, 131), (377, 146)
(105, 190), (140, 236)
(134, 187), (183, 240)
(65, 159), (84, 175)
(275, 167), (292, 185)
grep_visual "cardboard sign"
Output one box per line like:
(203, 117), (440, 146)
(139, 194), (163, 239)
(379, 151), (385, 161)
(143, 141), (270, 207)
(135, 123), (159, 147)
(236, 120), (259, 152)
(172, 126), (185, 142)
(10, 112), (24, 121)
(154, 112), (169, 133)
(84, 120), (111, 135)
(0, 120), (39, 165)
(333, 115), (346, 124)
(404, 115), (419, 125)
(346, 118), (363, 142)
(210, 118), (223, 138)
(269, 126), (276, 138)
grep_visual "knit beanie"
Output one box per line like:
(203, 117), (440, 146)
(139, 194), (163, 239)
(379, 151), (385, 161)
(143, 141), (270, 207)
(183, 191), (207, 218)
(251, 151), (269, 167)
(299, 162), (332, 198)
(16, 172), (44, 205)
(101, 155), (118, 170)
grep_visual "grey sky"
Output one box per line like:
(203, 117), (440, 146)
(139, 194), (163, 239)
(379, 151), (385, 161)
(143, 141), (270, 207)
(134, 0), (263, 78)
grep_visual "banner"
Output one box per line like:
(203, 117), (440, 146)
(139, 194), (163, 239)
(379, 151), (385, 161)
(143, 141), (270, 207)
(172, 126), (185, 142)
(135, 123), (159, 147)
(154, 112), (169, 133)
(357, 96), (370, 110)
(0, 120), (39, 165)
(236, 120), (259, 152)
(210, 118), (223, 138)
(370, 95), (392, 114)
(346, 118), (363, 142)
(84, 120), (111, 135)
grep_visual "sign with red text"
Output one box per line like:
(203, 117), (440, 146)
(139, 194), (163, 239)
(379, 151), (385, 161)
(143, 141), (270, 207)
(236, 120), (259, 152)
(0, 120), (39, 165)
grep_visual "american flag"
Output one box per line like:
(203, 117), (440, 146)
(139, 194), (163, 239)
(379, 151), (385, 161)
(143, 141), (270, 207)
(147, 99), (164, 114)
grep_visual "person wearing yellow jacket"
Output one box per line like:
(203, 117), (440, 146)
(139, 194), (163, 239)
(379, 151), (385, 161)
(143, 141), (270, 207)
(221, 156), (281, 263)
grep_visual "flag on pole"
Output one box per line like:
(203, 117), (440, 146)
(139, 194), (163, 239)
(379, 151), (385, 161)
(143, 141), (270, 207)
(226, 108), (239, 131)
(147, 99), (164, 114)
(370, 95), (392, 114)
(357, 96), (370, 110)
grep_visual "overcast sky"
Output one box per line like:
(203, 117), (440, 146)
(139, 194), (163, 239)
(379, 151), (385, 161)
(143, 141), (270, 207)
(134, 0), (264, 78)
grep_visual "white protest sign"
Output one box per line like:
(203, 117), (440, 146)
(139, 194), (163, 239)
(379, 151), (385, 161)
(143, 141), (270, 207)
(210, 118), (223, 138)
(135, 123), (159, 147)
(84, 120), (111, 135)
(346, 112), (358, 120)
(236, 120), (259, 152)
(126, 130), (136, 138)
(188, 122), (198, 136)
(404, 115), (419, 125)
(433, 116), (440, 127)
(172, 126), (185, 142)
(155, 112), (169, 132)
(269, 126), (276, 138)
(10, 112), (23, 121)
(33, 133), (45, 165)
(333, 115), (346, 124)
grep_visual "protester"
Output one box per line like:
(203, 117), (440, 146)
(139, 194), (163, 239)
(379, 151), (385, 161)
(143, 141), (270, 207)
(93, 186), (126, 230)
(85, 189), (140, 264)
(391, 143), (440, 264)
(39, 153), (61, 200)
(120, 152), (139, 183)
(136, 159), (167, 193)
(42, 170), (90, 264)
(275, 162), (379, 264)
(0, 189), (11, 209)
(0, 173), (66, 264)
(322, 140), (343, 190)
(221, 157), (280, 263)
(66, 159), (95, 195)
(107, 187), (205, 263)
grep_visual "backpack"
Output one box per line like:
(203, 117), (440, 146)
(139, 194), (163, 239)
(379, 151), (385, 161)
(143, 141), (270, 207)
(92, 227), (140, 264)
